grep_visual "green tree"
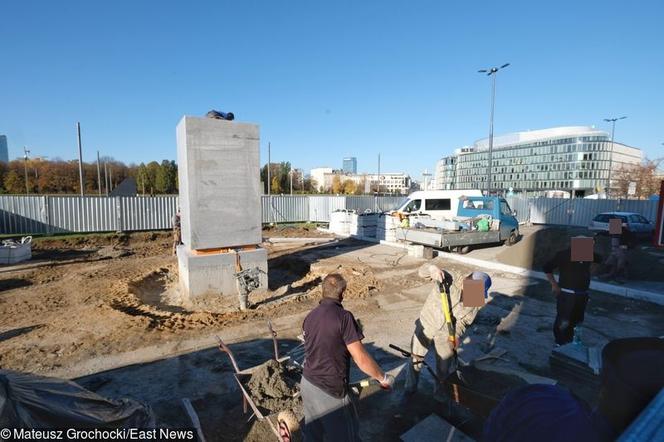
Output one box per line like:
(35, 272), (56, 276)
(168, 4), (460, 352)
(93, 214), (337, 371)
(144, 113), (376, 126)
(145, 161), (161, 194)
(155, 160), (177, 194)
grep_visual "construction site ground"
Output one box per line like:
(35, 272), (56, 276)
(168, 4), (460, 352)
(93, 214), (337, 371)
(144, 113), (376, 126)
(1, 227), (663, 441)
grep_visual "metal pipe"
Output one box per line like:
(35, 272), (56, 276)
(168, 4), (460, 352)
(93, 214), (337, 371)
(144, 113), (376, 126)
(77, 122), (84, 196)
(96, 151), (102, 195)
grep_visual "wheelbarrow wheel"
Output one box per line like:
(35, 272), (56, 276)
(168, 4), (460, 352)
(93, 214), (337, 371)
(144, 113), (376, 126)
(277, 409), (300, 442)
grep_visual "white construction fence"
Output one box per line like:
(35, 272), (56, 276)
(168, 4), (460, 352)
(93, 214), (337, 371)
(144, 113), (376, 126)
(0, 194), (658, 235)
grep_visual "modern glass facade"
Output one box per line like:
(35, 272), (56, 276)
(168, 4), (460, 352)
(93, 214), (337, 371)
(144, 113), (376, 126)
(435, 127), (642, 196)
(0, 135), (7, 163)
(342, 157), (357, 174)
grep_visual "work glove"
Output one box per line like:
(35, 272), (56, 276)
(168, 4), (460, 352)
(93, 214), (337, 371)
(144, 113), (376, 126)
(379, 373), (396, 390)
(418, 264), (444, 283)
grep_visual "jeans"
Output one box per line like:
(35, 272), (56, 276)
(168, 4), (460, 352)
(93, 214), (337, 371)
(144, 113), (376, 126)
(554, 291), (589, 345)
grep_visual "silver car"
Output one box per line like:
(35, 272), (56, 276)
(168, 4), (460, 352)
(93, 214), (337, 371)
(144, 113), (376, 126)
(588, 211), (654, 237)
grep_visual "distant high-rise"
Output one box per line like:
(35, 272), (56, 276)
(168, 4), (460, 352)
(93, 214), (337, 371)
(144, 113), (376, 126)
(0, 135), (8, 163)
(343, 157), (357, 174)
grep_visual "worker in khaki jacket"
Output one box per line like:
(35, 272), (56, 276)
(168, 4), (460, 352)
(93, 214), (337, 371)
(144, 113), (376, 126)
(403, 263), (491, 400)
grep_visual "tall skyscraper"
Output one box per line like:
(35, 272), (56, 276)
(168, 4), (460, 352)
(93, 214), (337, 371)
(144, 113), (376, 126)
(343, 157), (357, 174)
(0, 135), (8, 163)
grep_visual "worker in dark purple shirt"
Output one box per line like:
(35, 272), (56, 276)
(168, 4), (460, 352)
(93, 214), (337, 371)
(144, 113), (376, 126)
(543, 244), (602, 345)
(301, 274), (394, 441)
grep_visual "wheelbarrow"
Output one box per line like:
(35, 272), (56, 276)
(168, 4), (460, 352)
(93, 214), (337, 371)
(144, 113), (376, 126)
(217, 321), (302, 442)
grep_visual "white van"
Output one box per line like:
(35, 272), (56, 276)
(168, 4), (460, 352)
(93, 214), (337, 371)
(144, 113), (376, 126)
(394, 190), (483, 220)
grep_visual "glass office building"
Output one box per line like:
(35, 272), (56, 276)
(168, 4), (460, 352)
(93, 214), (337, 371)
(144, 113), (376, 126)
(435, 126), (642, 197)
(342, 157), (357, 174)
(0, 135), (7, 163)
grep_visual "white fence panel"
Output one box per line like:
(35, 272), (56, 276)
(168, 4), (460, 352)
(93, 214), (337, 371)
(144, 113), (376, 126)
(2, 194), (657, 234)
(308, 196), (346, 222)
(262, 196), (309, 223)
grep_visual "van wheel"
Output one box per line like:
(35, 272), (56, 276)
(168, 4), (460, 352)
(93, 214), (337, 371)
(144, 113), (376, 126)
(506, 230), (518, 246)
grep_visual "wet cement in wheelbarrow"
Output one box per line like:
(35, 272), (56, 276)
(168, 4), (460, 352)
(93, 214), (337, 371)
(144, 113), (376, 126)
(245, 359), (302, 415)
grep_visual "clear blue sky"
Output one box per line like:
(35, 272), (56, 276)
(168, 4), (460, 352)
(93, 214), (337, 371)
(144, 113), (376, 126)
(1, 0), (662, 179)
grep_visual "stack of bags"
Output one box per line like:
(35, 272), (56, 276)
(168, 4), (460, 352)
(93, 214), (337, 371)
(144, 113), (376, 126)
(329, 210), (352, 235)
(349, 213), (378, 238)
(376, 214), (400, 242)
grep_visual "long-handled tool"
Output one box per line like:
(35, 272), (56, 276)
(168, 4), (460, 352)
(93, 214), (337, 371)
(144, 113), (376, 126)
(389, 343), (441, 383)
(438, 280), (464, 376)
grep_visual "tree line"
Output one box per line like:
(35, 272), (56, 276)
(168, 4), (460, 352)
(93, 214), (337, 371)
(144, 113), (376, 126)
(0, 158), (178, 195)
(613, 159), (663, 199)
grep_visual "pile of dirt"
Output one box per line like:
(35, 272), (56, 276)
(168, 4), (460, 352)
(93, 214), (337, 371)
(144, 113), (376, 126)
(496, 226), (590, 269)
(308, 261), (380, 299)
(245, 359), (301, 413)
(262, 224), (331, 238)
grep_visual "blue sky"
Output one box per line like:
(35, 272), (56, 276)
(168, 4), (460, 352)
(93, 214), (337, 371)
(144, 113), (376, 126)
(1, 0), (662, 179)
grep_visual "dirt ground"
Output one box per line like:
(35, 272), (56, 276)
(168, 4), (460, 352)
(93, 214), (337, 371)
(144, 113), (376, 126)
(493, 225), (664, 282)
(2, 229), (663, 440)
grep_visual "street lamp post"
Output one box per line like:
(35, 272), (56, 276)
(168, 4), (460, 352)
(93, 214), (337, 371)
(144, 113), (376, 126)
(478, 63), (510, 194)
(604, 116), (627, 198)
(23, 147), (31, 194)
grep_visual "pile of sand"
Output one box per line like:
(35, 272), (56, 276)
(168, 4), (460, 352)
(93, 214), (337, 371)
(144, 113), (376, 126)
(245, 359), (301, 413)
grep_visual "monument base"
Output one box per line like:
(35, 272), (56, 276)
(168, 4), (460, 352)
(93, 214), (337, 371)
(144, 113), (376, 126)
(177, 245), (268, 303)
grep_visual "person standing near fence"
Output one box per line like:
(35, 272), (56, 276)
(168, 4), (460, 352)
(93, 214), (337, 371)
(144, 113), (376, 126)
(172, 210), (181, 255)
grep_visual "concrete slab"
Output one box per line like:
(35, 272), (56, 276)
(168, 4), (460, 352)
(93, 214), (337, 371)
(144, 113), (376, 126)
(177, 116), (262, 250)
(177, 246), (267, 301)
(400, 414), (473, 442)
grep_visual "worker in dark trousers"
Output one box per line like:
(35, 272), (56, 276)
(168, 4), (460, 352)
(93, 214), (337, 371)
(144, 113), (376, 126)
(544, 241), (602, 346)
(301, 274), (394, 441)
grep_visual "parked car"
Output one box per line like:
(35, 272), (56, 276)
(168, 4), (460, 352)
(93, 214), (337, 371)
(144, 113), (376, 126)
(588, 212), (654, 237)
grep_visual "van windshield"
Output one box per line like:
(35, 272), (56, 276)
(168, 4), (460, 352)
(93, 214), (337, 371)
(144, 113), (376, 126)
(400, 199), (421, 212)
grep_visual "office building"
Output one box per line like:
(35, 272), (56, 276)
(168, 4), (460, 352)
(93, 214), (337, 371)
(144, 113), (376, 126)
(435, 126), (642, 197)
(342, 157), (357, 174)
(321, 171), (411, 194)
(309, 167), (333, 192)
(0, 135), (8, 163)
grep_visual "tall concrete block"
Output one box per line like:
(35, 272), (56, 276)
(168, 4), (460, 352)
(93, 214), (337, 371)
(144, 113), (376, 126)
(177, 245), (267, 302)
(177, 116), (262, 250)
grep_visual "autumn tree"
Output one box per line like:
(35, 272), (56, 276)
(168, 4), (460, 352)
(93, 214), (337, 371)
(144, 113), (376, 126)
(271, 176), (282, 194)
(613, 159), (663, 199)
(331, 175), (343, 194)
(3, 170), (24, 194)
(342, 179), (356, 195)
(354, 179), (366, 195)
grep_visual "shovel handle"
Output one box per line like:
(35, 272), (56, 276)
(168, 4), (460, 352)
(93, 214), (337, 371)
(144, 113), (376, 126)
(389, 343), (411, 357)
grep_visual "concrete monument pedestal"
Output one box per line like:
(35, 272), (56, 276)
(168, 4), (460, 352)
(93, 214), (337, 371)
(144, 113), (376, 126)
(177, 246), (267, 300)
(176, 116), (267, 304)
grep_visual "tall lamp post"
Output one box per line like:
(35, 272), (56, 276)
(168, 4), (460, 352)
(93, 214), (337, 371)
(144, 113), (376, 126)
(478, 63), (510, 194)
(604, 116), (627, 198)
(23, 147), (31, 194)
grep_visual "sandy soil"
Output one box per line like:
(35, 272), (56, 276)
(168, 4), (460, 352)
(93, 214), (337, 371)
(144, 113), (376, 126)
(495, 225), (664, 281)
(2, 230), (663, 440)
(0, 232), (367, 375)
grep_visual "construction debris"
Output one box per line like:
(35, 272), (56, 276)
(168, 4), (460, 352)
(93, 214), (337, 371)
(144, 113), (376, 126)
(400, 414), (473, 442)
(549, 343), (603, 386)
